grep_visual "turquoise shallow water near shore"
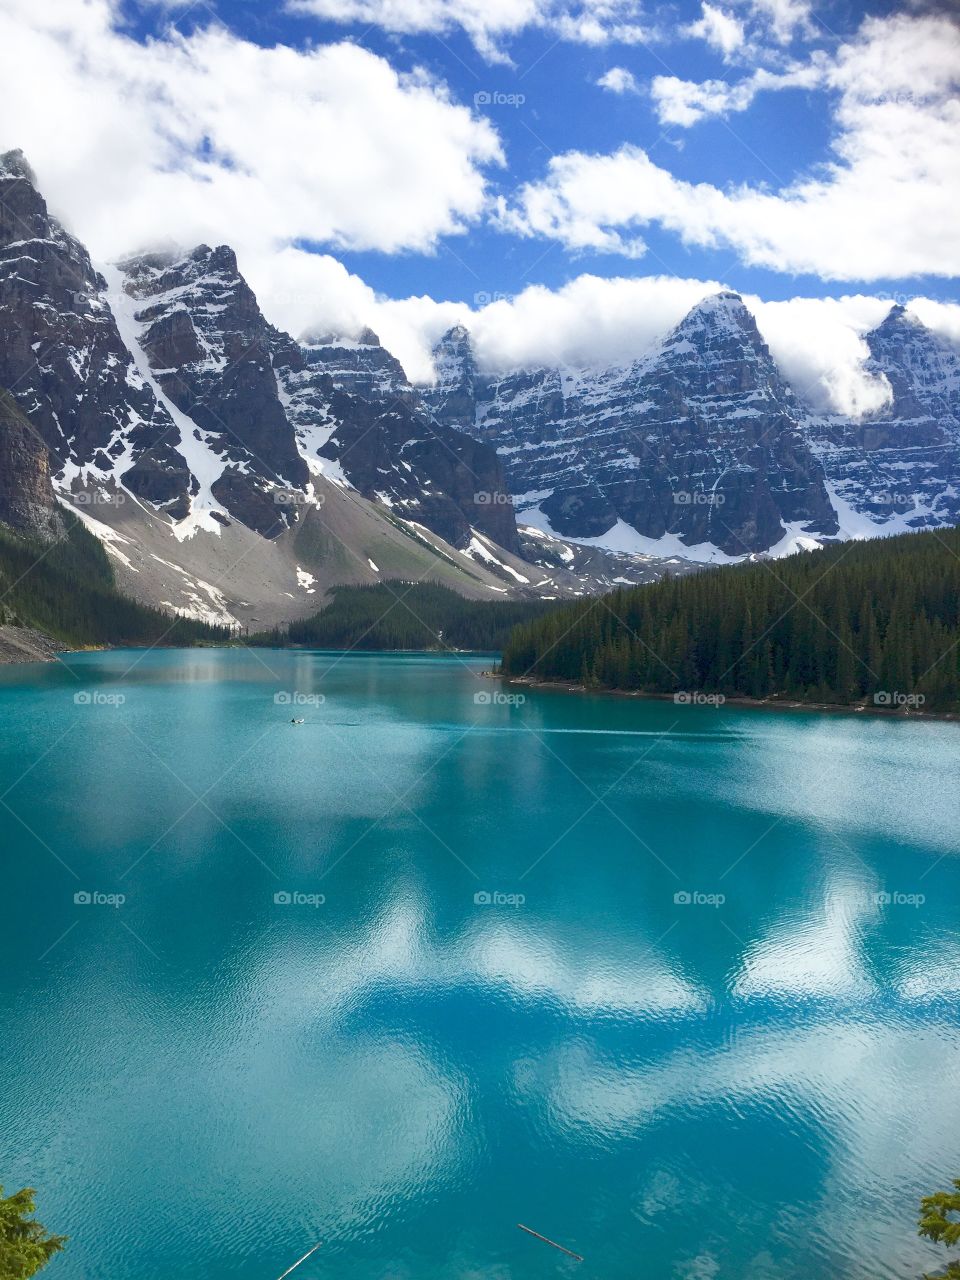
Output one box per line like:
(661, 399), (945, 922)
(1, 648), (958, 1280)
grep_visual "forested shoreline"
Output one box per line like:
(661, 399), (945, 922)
(7, 518), (960, 721)
(253, 581), (558, 652)
(0, 521), (230, 650)
(500, 528), (960, 712)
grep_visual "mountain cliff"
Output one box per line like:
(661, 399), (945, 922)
(0, 149), (191, 518)
(2, 147), (959, 626)
(424, 295), (960, 559)
(114, 243), (521, 552)
(808, 304), (960, 530)
(0, 152), (589, 624)
(426, 294), (838, 557)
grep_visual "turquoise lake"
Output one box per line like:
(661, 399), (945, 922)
(1, 648), (958, 1280)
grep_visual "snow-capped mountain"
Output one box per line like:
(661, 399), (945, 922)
(0, 147), (523, 562)
(0, 149), (657, 623)
(114, 242), (522, 553)
(424, 294), (960, 561)
(808, 305), (960, 533)
(0, 149), (192, 513)
(426, 293), (835, 559)
(3, 145), (960, 626)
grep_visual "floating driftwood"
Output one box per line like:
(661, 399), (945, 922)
(276, 1240), (323, 1279)
(517, 1224), (583, 1261)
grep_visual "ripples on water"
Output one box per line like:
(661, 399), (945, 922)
(0, 650), (957, 1280)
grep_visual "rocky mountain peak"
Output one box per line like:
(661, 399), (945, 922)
(441, 323), (471, 345)
(434, 324), (475, 366)
(429, 324), (480, 427)
(811, 304), (960, 529)
(861, 302), (960, 428)
(0, 148), (75, 260)
(866, 304), (950, 365)
(667, 291), (763, 350)
(116, 241), (310, 532)
(298, 327), (413, 401)
(870, 303), (931, 345)
(300, 324), (381, 349)
(0, 148), (37, 184)
(654, 291), (783, 410)
(421, 289), (836, 556)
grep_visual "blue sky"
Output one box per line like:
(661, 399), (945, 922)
(1, 0), (957, 400)
(109, 0), (956, 309)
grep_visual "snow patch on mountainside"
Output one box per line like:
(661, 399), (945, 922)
(521, 506), (741, 564)
(296, 566), (317, 593)
(460, 530), (531, 583)
(101, 264), (228, 539)
(824, 481), (937, 541)
(66, 502), (140, 571)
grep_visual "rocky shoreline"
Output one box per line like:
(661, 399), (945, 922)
(497, 673), (959, 722)
(0, 625), (70, 664)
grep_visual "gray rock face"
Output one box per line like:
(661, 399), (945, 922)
(117, 245), (519, 549)
(0, 152), (521, 557)
(119, 244), (309, 535)
(426, 293), (839, 556)
(808, 305), (960, 526)
(0, 150), (191, 512)
(278, 333), (519, 553)
(0, 389), (63, 538)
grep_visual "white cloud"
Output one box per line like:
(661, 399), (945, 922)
(276, 271), (726, 384)
(287, 0), (656, 61)
(247, 262), (958, 419)
(651, 59), (823, 126)
(749, 295), (894, 416)
(736, 0), (813, 44)
(500, 13), (960, 280)
(0, 0), (502, 261)
(597, 66), (640, 94)
(910, 298), (960, 348)
(685, 3), (744, 57)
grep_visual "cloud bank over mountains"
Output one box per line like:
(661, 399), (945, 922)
(0, 0), (956, 416)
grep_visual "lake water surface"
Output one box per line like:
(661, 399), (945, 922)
(1, 649), (958, 1280)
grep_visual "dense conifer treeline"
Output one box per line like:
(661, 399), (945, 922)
(0, 520), (230, 647)
(500, 528), (960, 710)
(257, 582), (558, 652)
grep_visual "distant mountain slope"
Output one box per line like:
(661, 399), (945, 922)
(111, 241), (523, 553)
(425, 295), (838, 557)
(264, 581), (560, 651)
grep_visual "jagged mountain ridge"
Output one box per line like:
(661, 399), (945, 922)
(0, 149), (523, 560)
(427, 293), (840, 559)
(0, 149), (192, 512)
(3, 145), (960, 625)
(114, 242), (522, 553)
(425, 295), (960, 559)
(0, 150), (667, 623)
